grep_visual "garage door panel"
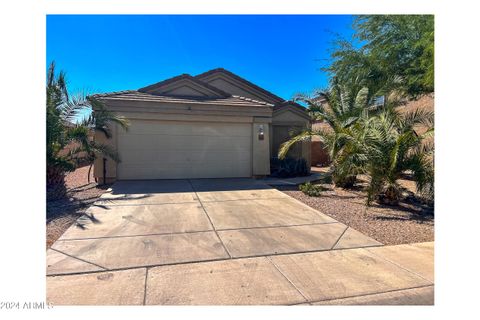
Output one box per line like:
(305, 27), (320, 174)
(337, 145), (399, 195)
(122, 121), (193, 135)
(118, 135), (159, 150)
(121, 150), (251, 166)
(121, 121), (252, 137)
(119, 164), (250, 180)
(190, 124), (251, 137)
(117, 120), (252, 179)
(186, 136), (251, 151)
(120, 149), (160, 163)
(119, 134), (251, 152)
(156, 136), (251, 151)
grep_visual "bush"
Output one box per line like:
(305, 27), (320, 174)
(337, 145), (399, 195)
(270, 157), (309, 178)
(299, 182), (327, 197)
(333, 174), (357, 188)
(318, 173), (333, 184)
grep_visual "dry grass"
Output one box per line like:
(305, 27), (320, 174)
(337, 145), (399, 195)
(46, 165), (110, 249)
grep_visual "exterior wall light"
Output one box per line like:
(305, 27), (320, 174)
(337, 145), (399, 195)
(258, 125), (265, 140)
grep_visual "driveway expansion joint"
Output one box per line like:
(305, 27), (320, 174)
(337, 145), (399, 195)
(266, 256), (310, 303)
(330, 226), (351, 250)
(91, 200), (200, 207)
(200, 196), (289, 203)
(142, 268), (149, 306)
(56, 228), (216, 242)
(49, 247), (108, 271)
(304, 284), (434, 305)
(366, 247), (434, 284)
(47, 244), (401, 278)
(215, 221), (341, 232)
(187, 179), (232, 259)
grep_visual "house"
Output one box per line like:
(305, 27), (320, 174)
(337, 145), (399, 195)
(91, 68), (311, 182)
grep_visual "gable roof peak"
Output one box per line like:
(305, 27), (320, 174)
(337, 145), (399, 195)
(138, 73), (231, 98)
(195, 68), (285, 104)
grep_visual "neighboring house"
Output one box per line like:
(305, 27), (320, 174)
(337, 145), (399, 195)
(310, 120), (331, 167)
(396, 93), (434, 136)
(91, 68), (310, 182)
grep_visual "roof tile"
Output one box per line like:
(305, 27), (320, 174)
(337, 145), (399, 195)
(90, 91), (273, 108)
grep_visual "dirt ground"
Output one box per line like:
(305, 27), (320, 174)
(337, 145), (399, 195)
(46, 165), (110, 248)
(278, 167), (434, 245)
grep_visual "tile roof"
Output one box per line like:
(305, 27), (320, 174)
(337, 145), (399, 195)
(195, 68), (285, 104)
(138, 74), (231, 98)
(88, 68), (317, 111)
(274, 100), (307, 112)
(89, 90), (274, 107)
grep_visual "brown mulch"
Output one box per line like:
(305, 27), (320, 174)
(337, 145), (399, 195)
(277, 177), (434, 245)
(46, 165), (111, 249)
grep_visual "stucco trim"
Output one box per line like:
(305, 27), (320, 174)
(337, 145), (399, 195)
(110, 112), (255, 123)
(100, 99), (272, 118)
(272, 121), (309, 127)
(273, 104), (311, 121)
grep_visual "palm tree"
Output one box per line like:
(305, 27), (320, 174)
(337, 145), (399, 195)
(46, 61), (129, 199)
(278, 79), (383, 187)
(361, 107), (434, 205)
(79, 98), (129, 183)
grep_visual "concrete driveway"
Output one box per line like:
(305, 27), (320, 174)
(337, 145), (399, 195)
(47, 179), (433, 305)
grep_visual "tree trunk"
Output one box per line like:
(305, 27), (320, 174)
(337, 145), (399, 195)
(87, 163), (93, 184)
(334, 175), (357, 189)
(378, 185), (401, 206)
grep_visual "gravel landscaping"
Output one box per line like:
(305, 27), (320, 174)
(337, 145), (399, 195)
(276, 171), (434, 245)
(46, 165), (110, 248)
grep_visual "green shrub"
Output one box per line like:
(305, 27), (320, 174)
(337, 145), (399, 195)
(270, 157), (309, 178)
(319, 173), (333, 184)
(299, 182), (327, 197)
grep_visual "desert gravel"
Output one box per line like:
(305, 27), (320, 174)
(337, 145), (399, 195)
(277, 184), (434, 245)
(46, 165), (110, 248)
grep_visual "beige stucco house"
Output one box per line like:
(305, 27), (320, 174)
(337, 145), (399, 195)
(91, 68), (310, 182)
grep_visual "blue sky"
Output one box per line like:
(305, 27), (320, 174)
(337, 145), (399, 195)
(47, 15), (355, 104)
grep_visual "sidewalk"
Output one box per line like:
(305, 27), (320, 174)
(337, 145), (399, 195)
(47, 242), (433, 305)
(260, 172), (324, 186)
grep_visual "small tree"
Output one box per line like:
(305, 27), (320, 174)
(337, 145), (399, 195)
(361, 108), (434, 205)
(326, 15), (434, 98)
(278, 79), (385, 187)
(46, 62), (129, 199)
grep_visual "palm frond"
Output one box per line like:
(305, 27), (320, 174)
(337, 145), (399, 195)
(354, 87), (369, 109)
(87, 98), (130, 132)
(399, 108), (434, 132)
(47, 61), (129, 187)
(47, 61), (55, 87)
(89, 141), (121, 162)
(60, 93), (89, 122)
(278, 130), (318, 159)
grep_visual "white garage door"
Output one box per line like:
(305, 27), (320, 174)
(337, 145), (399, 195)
(117, 120), (252, 179)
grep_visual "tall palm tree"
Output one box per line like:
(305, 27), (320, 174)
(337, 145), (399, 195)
(46, 61), (129, 199)
(47, 62), (84, 198)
